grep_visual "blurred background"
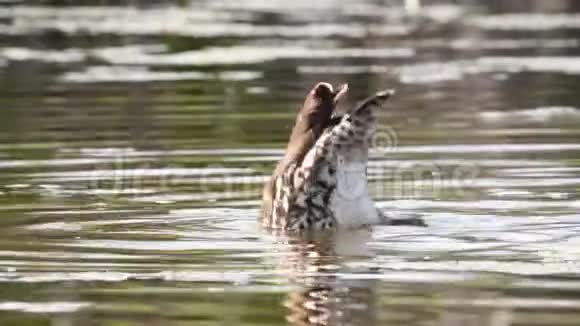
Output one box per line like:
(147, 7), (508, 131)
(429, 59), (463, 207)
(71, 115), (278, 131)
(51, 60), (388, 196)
(0, 1), (580, 325)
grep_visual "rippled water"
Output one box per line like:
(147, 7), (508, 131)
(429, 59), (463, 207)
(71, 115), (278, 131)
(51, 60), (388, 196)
(1, 1), (580, 325)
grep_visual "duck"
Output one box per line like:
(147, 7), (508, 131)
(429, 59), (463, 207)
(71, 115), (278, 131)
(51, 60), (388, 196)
(261, 82), (424, 232)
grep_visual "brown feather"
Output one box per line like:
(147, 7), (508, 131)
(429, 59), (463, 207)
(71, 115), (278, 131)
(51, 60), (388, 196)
(261, 83), (343, 225)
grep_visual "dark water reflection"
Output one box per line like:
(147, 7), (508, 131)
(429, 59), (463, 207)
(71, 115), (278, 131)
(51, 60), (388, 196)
(1, 0), (580, 325)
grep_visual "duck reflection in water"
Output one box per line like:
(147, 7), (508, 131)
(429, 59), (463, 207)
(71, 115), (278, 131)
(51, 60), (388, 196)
(271, 228), (519, 326)
(278, 229), (379, 326)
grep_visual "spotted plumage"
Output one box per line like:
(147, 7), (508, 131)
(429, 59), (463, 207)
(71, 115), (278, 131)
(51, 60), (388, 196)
(261, 83), (404, 232)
